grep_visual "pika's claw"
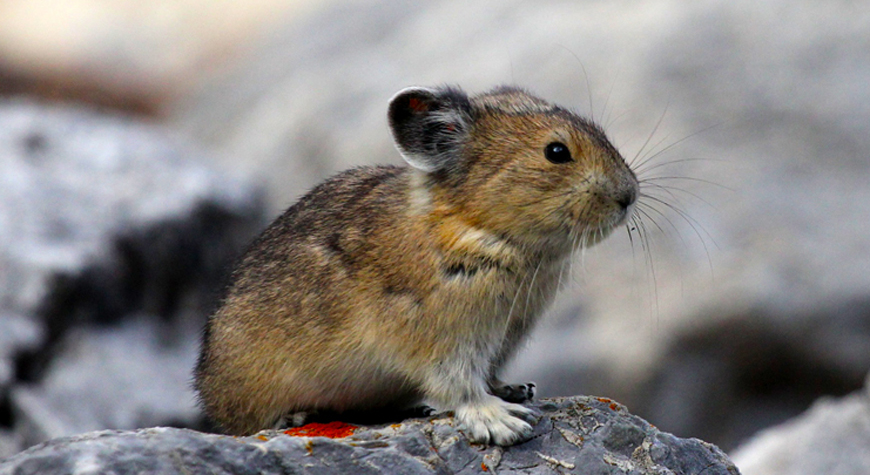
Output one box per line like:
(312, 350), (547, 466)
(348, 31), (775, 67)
(456, 395), (537, 446)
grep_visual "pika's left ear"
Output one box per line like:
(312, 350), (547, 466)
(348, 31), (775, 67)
(387, 86), (472, 172)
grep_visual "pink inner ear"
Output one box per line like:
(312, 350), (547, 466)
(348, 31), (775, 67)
(408, 97), (428, 113)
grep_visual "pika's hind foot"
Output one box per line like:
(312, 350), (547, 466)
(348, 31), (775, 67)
(490, 381), (536, 403)
(282, 411), (313, 428)
(405, 405), (436, 418)
(456, 395), (539, 446)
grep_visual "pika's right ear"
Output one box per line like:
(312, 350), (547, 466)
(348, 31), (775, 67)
(388, 86), (472, 172)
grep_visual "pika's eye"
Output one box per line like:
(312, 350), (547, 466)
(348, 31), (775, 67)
(544, 142), (573, 164)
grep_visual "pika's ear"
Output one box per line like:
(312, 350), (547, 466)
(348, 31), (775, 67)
(388, 86), (472, 172)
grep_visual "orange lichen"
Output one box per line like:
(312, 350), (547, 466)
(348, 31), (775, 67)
(481, 462), (489, 472)
(256, 435), (269, 441)
(595, 397), (620, 411)
(284, 421), (357, 439)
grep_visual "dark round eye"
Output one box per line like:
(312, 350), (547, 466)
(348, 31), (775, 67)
(544, 142), (573, 164)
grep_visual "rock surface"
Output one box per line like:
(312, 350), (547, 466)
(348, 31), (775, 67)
(731, 379), (870, 475)
(0, 396), (740, 475)
(0, 99), (265, 456)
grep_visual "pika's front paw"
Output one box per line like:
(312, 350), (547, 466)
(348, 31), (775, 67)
(455, 395), (538, 446)
(491, 381), (536, 403)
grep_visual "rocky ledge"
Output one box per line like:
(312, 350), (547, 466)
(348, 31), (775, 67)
(0, 396), (739, 475)
(0, 99), (265, 454)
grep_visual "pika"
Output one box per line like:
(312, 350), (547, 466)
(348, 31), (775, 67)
(194, 85), (638, 446)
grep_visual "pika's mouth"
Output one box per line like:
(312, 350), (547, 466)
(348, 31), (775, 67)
(568, 192), (637, 249)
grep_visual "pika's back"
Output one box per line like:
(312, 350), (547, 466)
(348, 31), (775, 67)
(233, 166), (408, 288)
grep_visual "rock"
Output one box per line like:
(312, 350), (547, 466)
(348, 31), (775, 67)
(621, 299), (870, 450)
(0, 99), (265, 453)
(0, 431), (22, 464)
(731, 381), (870, 475)
(169, 0), (870, 453)
(0, 315), (41, 389)
(0, 396), (740, 475)
(10, 318), (202, 449)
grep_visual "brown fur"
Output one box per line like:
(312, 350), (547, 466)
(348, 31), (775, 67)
(194, 85), (638, 445)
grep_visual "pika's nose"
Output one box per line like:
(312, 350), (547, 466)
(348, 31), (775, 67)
(616, 186), (637, 210)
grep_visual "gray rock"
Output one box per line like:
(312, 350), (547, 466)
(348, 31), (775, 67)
(0, 396), (740, 475)
(0, 99), (254, 318)
(621, 299), (870, 450)
(0, 431), (23, 463)
(731, 381), (870, 475)
(11, 317), (202, 448)
(0, 99), (266, 452)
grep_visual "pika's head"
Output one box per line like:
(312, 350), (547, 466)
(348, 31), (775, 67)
(388, 85), (638, 253)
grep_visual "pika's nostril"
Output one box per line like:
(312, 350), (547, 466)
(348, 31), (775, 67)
(616, 187), (637, 210)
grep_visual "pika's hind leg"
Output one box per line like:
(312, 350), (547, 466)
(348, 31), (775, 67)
(489, 379), (536, 404)
(280, 404), (433, 427)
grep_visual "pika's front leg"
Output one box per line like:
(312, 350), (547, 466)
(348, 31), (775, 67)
(424, 363), (538, 446)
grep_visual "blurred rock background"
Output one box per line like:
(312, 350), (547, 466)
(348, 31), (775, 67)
(1, 0), (869, 472)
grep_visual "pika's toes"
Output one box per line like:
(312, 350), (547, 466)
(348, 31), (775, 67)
(456, 397), (537, 446)
(513, 382), (536, 400)
(491, 381), (537, 403)
(281, 411), (311, 428)
(490, 420), (532, 446)
(508, 404), (540, 425)
(409, 405), (436, 418)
